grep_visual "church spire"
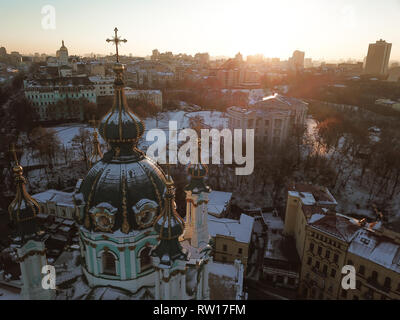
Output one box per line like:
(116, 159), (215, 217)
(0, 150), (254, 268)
(88, 117), (103, 168)
(185, 121), (210, 194)
(7, 143), (41, 244)
(152, 172), (186, 266)
(99, 27), (144, 157)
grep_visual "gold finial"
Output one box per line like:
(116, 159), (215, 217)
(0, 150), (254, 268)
(89, 115), (99, 130)
(106, 27), (127, 63)
(88, 116), (103, 168)
(165, 162), (174, 186)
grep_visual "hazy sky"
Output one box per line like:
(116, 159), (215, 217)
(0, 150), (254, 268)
(0, 0), (399, 61)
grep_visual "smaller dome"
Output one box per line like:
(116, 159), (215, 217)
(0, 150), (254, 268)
(154, 180), (185, 239)
(188, 162), (208, 179)
(152, 179), (187, 265)
(8, 164), (40, 242)
(98, 63), (145, 146)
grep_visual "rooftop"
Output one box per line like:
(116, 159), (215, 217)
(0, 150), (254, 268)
(309, 213), (360, 242)
(208, 214), (254, 244)
(207, 191), (233, 217)
(32, 189), (75, 207)
(349, 229), (400, 274)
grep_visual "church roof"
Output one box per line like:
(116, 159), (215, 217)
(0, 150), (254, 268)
(77, 31), (169, 235)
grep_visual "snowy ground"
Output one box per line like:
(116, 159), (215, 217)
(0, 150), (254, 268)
(0, 285), (21, 300)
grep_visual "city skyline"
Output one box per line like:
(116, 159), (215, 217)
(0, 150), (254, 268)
(1, 0), (400, 61)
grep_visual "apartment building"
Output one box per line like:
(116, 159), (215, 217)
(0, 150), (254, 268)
(24, 77), (96, 122)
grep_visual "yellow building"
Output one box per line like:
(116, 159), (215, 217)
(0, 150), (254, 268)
(283, 183), (337, 261)
(299, 213), (359, 300)
(344, 227), (400, 300)
(284, 183), (400, 300)
(208, 214), (255, 269)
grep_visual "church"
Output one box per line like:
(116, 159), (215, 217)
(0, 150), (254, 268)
(7, 28), (213, 300)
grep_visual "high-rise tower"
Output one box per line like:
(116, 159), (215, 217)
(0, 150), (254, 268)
(365, 39), (392, 75)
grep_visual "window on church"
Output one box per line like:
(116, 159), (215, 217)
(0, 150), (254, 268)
(102, 251), (116, 275)
(140, 247), (152, 272)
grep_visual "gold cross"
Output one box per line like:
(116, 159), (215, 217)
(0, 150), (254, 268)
(106, 27), (127, 63)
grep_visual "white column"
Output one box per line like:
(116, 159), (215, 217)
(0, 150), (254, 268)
(119, 249), (126, 280)
(91, 246), (98, 275)
(130, 248), (137, 278)
(84, 244), (91, 273)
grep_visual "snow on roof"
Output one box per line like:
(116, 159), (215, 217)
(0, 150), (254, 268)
(309, 214), (360, 242)
(349, 229), (400, 274)
(207, 191), (232, 217)
(261, 212), (284, 230)
(208, 261), (237, 279)
(308, 214), (325, 224)
(59, 226), (71, 233)
(32, 189), (75, 207)
(288, 191), (316, 205)
(208, 214), (254, 244)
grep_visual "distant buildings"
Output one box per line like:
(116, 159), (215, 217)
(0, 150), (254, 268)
(289, 50), (305, 71)
(23, 77), (96, 121)
(375, 98), (400, 111)
(126, 60), (174, 87)
(227, 94), (308, 146)
(194, 52), (210, 65)
(364, 39), (392, 75)
(56, 41), (69, 66)
(89, 62), (106, 77)
(387, 67), (400, 82)
(89, 75), (115, 97)
(125, 87), (163, 110)
(212, 55), (261, 88)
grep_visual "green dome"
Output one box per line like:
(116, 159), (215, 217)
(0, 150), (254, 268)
(78, 154), (168, 233)
(77, 62), (168, 234)
(98, 63), (145, 146)
(185, 163), (210, 194)
(152, 179), (186, 265)
(8, 164), (41, 242)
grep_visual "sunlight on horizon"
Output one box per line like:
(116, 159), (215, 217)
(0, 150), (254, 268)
(0, 0), (399, 61)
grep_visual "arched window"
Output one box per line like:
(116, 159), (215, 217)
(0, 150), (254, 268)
(139, 247), (152, 272)
(102, 251), (116, 275)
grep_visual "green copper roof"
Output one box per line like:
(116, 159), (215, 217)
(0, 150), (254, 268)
(98, 63), (145, 148)
(152, 180), (187, 264)
(77, 61), (169, 234)
(8, 165), (40, 243)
